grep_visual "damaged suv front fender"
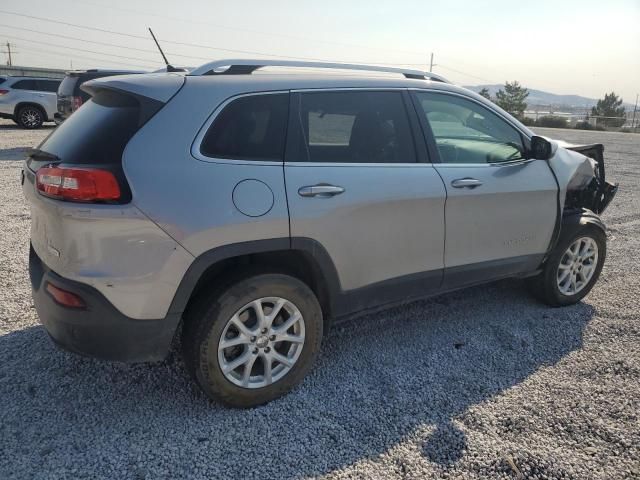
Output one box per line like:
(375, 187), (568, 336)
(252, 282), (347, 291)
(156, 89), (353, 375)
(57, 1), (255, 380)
(548, 141), (618, 215)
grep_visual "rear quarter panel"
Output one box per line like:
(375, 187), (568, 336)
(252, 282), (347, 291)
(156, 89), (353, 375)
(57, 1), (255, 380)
(22, 169), (193, 319)
(122, 77), (290, 258)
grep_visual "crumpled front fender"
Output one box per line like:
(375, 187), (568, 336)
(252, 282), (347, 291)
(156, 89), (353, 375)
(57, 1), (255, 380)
(547, 140), (618, 214)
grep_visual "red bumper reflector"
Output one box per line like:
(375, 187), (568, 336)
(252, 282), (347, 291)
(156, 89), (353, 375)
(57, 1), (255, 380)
(45, 283), (86, 309)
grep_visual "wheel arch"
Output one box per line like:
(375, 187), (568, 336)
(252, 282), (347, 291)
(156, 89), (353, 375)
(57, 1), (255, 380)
(558, 209), (606, 245)
(170, 238), (341, 331)
(14, 102), (48, 121)
(540, 208), (605, 269)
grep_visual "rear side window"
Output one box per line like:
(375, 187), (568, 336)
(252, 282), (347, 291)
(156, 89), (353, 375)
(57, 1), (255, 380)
(200, 93), (289, 161)
(36, 80), (61, 92)
(58, 76), (79, 96)
(0, 77), (6, 85)
(11, 79), (38, 91)
(36, 90), (142, 165)
(291, 91), (416, 163)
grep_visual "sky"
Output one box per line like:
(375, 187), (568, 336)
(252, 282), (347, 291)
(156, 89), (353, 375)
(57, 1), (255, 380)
(1, 0), (639, 103)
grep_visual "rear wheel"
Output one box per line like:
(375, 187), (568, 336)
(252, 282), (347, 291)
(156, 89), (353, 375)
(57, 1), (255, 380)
(17, 105), (45, 129)
(182, 273), (323, 408)
(528, 225), (606, 306)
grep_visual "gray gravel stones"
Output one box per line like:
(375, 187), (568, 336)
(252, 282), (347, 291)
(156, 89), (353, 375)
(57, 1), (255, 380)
(0, 120), (638, 479)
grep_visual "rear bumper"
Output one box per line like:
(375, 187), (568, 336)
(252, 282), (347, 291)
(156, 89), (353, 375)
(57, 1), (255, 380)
(29, 245), (180, 362)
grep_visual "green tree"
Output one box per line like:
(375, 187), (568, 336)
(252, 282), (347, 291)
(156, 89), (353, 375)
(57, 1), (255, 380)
(495, 81), (529, 119)
(591, 92), (626, 128)
(478, 87), (492, 100)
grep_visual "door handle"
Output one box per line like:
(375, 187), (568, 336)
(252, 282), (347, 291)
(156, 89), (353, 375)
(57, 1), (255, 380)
(451, 178), (483, 189)
(298, 184), (345, 198)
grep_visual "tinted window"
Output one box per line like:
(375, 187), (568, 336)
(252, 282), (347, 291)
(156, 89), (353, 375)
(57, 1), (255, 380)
(200, 93), (289, 161)
(413, 91), (524, 164)
(36, 90), (141, 165)
(58, 76), (79, 96)
(11, 79), (38, 91)
(293, 91), (416, 163)
(0, 77), (6, 85)
(36, 80), (61, 92)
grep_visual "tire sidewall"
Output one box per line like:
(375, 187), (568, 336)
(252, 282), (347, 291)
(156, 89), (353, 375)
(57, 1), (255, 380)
(189, 274), (323, 408)
(17, 105), (44, 129)
(544, 225), (606, 306)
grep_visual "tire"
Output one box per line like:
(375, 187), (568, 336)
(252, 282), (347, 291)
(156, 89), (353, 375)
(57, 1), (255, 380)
(527, 225), (606, 306)
(16, 105), (45, 129)
(182, 273), (323, 408)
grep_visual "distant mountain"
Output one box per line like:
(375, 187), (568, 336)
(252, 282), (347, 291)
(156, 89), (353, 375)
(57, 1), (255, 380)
(465, 84), (635, 110)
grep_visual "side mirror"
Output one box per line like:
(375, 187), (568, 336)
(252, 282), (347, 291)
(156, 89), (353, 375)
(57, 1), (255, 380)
(529, 136), (552, 160)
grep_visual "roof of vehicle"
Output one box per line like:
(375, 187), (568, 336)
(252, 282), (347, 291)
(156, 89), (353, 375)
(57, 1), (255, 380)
(86, 60), (534, 136)
(2, 75), (61, 81)
(65, 69), (147, 76)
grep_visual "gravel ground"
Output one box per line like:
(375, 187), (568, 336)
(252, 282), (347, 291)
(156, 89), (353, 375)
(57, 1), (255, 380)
(0, 119), (638, 479)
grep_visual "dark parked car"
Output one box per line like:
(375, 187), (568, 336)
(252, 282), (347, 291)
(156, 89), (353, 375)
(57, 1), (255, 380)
(55, 69), (145, 123)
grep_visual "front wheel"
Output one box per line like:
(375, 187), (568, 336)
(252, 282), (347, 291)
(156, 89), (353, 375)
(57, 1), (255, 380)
(528, 225), (606, 306)
(182, 273), (323, 408)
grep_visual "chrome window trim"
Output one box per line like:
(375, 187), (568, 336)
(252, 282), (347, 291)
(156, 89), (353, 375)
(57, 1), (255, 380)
(284, 162), (436, 168)
(291, 87), (407, 93)
(432, 158), (537, 168)
(191, 90), (290, 166)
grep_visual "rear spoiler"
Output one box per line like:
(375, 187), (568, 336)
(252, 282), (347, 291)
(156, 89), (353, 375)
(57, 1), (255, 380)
(566, 143), (618, 214)
(81, 73), (186, 127)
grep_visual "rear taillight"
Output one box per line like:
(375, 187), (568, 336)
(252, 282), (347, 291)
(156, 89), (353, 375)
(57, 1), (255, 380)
(72, 96), (83, 110)
(0, 89), (9, 95)
(36, 167), (120, 202)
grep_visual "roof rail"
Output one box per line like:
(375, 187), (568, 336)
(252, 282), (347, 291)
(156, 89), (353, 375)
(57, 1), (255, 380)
(189, 59), (449, 82)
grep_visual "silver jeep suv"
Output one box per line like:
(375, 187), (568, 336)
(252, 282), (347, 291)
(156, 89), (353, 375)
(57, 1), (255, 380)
(23, 60), (617, 407)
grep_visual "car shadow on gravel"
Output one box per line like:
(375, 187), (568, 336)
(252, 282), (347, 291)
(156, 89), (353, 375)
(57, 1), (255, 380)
(0, 280), (595, 479)
(0, 147), (30, 162)
(0, 123), (55, 130)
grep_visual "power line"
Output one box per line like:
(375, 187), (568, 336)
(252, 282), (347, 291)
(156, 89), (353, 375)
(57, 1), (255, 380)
(436, 64), (495, 83)
(0, 23), (210, 60)
(14, 45), (153, 69)
(64, 0), (427, 57)
(0, 9), (431, 66)
(0, 33), (159, 66)
(0, 10), (149, 40)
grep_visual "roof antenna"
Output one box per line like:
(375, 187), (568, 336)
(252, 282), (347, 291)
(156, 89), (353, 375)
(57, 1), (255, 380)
(148, 27), (181, 72)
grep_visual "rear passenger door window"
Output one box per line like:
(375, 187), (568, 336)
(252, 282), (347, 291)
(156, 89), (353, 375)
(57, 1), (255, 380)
(200, 93), (289, 161)
(290, 91), (416, 163)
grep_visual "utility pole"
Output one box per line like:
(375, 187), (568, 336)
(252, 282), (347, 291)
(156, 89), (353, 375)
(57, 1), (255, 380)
(631, 93), (639, 131)
(429, 52), (435, 72)
(5, 42), (12, 66)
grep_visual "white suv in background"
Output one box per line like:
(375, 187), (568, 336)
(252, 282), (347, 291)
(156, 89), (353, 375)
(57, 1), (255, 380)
(0, 76), (61, 129)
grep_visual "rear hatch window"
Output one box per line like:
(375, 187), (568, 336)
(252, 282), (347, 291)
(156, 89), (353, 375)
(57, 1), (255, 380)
(34, 90), (140, 167)
(58, 76), (79, 96)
